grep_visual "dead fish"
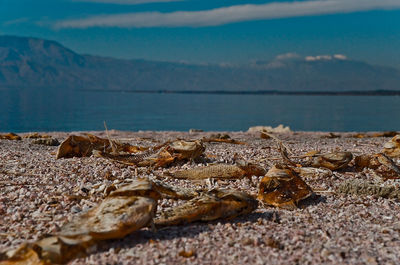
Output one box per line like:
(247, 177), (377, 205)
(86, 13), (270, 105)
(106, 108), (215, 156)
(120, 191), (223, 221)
(202, 134), (245, 144)
(337, 179), (400, 199)
(151, 179), (200, 200)
(36, 236), (92, 264)
(93, 145), (166, 166)
(60, 178), (160, 240)
(95, 140), (205, 168)
(354, 153), (400, 180)
(155, 189), (258, 226)
(94, 148), (172, 167)
(56, 134), (148, 159)
(1, 179), (159, 265)
(32, 138), (60, 146)
(348, 131), (397, 138)
(167, 140), (205, 160)
(371, 131), (398, 138)
(294, 167), (333, 179)
(0, 243), (45, 265)
(0, 133), (21, 141)
(349, 133), (368, 139)
(321, 132), (341, 139)
(106, 178), (199, 200)
(311, 152), (353, 170)
(165, 162), (265, 180)
(382, 135), (400, 158)
(59, 196), (157, 241)
(260, 131), (271, 139)
(23, 133), (51, 139)
(107, 178), (161, 200)
(0, 236), (92, 265)
(258, 165), (313, 210)
(56, 135), (110, 159)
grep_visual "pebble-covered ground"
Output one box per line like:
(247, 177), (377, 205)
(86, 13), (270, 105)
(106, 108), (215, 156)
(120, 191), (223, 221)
(1, 130), (400, 264)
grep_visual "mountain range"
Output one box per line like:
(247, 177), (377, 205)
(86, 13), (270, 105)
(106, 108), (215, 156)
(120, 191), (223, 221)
(1, 35), (399, 92)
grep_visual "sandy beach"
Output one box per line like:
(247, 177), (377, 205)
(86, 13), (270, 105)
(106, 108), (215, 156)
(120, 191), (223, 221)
(1, 130), (400, 264)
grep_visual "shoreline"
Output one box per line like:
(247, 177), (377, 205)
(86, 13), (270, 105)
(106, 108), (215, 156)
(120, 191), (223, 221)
(1, 130), (400, 264)
(1, 129), (398, 135)
(79, 88), (400, 96)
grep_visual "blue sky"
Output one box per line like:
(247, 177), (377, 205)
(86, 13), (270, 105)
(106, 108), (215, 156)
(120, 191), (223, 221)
(1, 0), (400, 68)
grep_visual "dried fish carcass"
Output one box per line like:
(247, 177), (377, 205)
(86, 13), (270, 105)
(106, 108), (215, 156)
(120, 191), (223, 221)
(0, 179), (160, 265)
(56, 134), (147, 159)
(0, 133), (21, 140)
(94, 140), (205, 168)
(167, 140), (205, 161)
(60, 179), (159, 241)
(165, 162), (265, 180)
(202, 134), (245, 144)
(155, 189), (258, 226)
(56, 135), (110, 159)
(258, 165), (313, 210)
(151, 179), (200, 200)
(310, 152), (353, 170)
(354, 153), (400, 180)
(382, 135), (400, 158)
(32, 138), (60, 146)
(23, 133), (51, 139)
(0, 236), (92, 265)
(294, 167), (333, 179)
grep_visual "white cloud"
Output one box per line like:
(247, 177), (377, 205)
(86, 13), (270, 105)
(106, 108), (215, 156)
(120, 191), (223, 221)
(275, 53), (301, 60)
(305, 54), (348, 61)
(333, 54), (347, 60)
(71, 0), (183, 4)
(305, 55), (332, 61)
(55, 0), (400, 29)
(3, 18), (30, 26)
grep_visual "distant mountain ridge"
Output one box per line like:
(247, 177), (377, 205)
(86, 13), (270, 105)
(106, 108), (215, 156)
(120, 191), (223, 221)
(1, 35), (399, 91)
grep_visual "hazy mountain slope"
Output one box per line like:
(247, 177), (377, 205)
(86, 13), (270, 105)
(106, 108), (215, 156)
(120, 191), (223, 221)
(1, 35), (399, 91)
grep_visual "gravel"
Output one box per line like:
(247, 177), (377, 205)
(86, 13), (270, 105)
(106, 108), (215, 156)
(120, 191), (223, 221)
(1, 130), (400, 264)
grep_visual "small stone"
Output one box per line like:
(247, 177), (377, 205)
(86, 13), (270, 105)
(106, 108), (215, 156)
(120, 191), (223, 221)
(178, 249), (196, 258)
(71, 206), (82, 213)
(242, 237), (253, 246)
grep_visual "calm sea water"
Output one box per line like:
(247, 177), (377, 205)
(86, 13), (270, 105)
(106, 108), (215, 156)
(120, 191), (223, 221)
(1, 89), (400, 132)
